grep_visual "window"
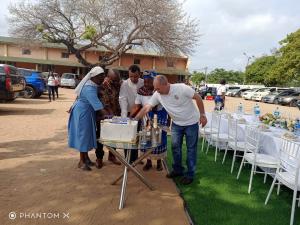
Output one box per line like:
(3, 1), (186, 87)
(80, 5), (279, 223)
(61, 52), (69, 58)
(22, 49), (31, 55)
(167, 59), (175, 67)
(133, 58), (141, 65)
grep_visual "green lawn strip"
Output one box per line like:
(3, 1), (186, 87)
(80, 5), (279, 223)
(166, 138), (299, 225)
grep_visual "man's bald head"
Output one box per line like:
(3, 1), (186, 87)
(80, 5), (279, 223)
(153, 75), (170, 95)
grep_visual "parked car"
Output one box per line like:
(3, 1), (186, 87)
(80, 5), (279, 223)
(60, 73), (79, 88)
(231, 88), (250, 97)
(0, 64), (25, 101)
(199, 87), (217, 99)
(251, 87), (290, 101)
(225, 87), (240, 96)
(18, 68), (46, 98)
(242, 88), (260, 100)
(297, 99), (300, 110)
(277, 92), (300, 106)
(262, 90), (296, 104)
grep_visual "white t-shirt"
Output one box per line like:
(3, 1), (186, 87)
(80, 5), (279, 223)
(119, 78), (144, 117)
(148, 83), (200, 126)
(48, 76), (55, 86)
(135, 94), (163, 110)
(217, 85), (226, 95)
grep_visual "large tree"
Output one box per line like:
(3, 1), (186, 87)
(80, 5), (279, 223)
(8, 0), (199, 67)
(245, 55), (277, 85)
(206, 68), (244, 84)
(267, 29), (300, 86)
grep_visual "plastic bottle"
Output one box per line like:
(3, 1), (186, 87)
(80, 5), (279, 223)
(294, 119), (300, 136)
(237, 102), (244, 114)
(273, 106), (281, 118)
(253, 103), (261, 118)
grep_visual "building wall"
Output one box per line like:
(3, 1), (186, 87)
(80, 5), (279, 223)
(7, 45), (45, 59)
(0, 41), (188, 83)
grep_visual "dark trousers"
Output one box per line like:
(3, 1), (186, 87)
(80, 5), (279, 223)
(124, 149), (138, 164)
(48, 86), (55, 101)
(54, 86), (59, 98)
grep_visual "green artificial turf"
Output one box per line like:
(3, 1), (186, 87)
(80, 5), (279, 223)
(166, 139), (299, 225)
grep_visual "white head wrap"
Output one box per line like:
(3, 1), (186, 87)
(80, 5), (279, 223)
(74, 66), (104, 96)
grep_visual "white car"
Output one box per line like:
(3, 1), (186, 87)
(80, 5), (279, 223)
(60, 73), (79, 88)
(242, 88), (260, 100)
(251, 87), (290, 101)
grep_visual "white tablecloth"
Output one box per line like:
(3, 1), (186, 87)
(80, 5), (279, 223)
(205, 112), (293, 159)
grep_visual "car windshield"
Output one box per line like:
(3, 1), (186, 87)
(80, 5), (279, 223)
(62, 74), (75, 79)
(19, 69), (35, 76)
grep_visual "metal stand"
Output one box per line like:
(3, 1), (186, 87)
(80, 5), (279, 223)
(106, 147), (155, 210)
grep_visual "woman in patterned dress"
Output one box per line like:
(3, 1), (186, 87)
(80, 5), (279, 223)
(131, 70), (168, 171)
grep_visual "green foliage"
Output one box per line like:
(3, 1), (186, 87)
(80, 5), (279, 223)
(245, 55), (277, 85)
(245, 28), (300, 86)
(207, 68), (244, 84)
(269, 29), (300, 86)
(82, 25), (97, 40)
(36, 24), (44, 33)
(190, 71), (205, 85)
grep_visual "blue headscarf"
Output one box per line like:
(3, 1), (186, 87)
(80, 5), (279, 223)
(143, 70), (157, 80)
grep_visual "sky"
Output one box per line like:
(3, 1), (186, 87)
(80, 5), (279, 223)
(0, 0), (299, 72)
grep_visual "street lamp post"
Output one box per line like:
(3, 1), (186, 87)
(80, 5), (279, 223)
(243, 52), (255, 85)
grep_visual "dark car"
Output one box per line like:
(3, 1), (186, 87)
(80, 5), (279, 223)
(18, 68), (46, 98)
(231, 88), (250, 97)
(262, 89), (296, 104)
(0, 64), (25, 101)
(199, 87), (217, 99)
(277, 92), (300, 106)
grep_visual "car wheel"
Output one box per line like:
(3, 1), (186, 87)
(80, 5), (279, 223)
(23, 86), (36, 99)
(274, 99), (279, 104)
(290, 100), (297, 107)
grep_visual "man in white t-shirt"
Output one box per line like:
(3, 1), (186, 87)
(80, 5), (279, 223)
(135, 75), (207, 185)
(119, 64), (144, 163)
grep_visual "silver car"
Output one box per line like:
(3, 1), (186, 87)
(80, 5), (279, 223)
(60, 73), (79, 88)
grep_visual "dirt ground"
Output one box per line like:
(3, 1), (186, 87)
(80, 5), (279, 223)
(204, 96), (300, 119)
(0, 88), (189, 225)
(0, 88), (299, 225)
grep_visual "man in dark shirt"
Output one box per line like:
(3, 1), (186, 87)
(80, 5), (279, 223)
(95, 69), (122, 168)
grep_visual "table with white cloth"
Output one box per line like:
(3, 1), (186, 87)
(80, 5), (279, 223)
(205, 112), (300, 165)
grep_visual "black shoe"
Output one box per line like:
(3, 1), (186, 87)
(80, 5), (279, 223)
(166, 171), (183, 178)
(156, 160), (163, 171)
(180, 177), (193, 185)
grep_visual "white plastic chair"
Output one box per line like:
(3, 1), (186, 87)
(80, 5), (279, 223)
(237, 126), (279, 193)
(200, 118), (218, 152)
(206, 112), (229, 162)
(222, 117), (246, 173)
(265, 139), (300, 225)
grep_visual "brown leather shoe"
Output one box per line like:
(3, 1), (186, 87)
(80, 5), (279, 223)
(95, 159), (103, 169)
(108, 155), (121, 165)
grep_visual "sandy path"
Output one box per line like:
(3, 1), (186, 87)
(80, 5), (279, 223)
(0, 88), (189, 225)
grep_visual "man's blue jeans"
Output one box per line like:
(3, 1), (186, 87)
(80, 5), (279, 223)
(171, 122), (199, 179)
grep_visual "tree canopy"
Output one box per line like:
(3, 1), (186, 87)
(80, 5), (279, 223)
(245, 28), (300, 86)
(8, 0), (200, 67)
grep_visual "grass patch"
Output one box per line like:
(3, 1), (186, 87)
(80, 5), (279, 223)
(166, 139), (299, 225)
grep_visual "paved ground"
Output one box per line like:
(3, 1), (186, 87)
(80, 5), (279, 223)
(0, 88), (188, 225)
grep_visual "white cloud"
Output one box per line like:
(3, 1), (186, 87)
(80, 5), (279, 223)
(0, 0), (299, 72)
